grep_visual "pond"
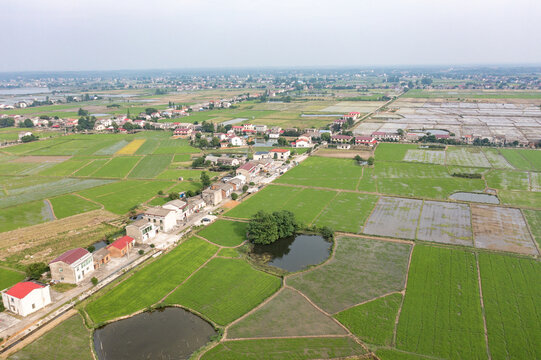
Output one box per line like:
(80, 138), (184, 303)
(91, 240), (108, 251)
(449, 192), (500, 204)
(220, 118), (247, 126)
(251, 234), (332, 272)
(93, 307), (216, 360)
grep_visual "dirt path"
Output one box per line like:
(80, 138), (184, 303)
(334, 232), (414, 246)
(476, 253), (492, 360)
(392, 243), (415, 347)
(0, 309), (78, 359)
(73, 193), (104, 209)
(333, 290), (404, 316)
(124, 156), (145, 179)
(309, 191), (340, 226)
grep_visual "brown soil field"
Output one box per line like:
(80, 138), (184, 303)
(0, 210), (118, 267)
(471, 205), (538, 255)
(12, 156), (70, 163)
(222, 200), (240, 210)
(315, 149), (373, 159)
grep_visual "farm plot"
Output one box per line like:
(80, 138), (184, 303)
(375, 143), (418, 162)
(226, 185), (303, 218)
(446, 147), (491, 168)
(165, 258), (281, 325)
(530, 172), (541, 191)
(313, 192), (378, 233)
(85, 237), (217, 324)
(77, 180), (173, 214)
(482, 148), (513, 169)
(72, 158), (110, 176)
(198, 220), (247, 247)
(498, 148), (532, 170)
(227, 288), (346, 339)
(363, 197), (422, 239)
(91, 156), (141, 178)
(0, 160), (55, 176)
(202, 337), (365, 360)
(0, 178), (113, 208)
(0, 267), (25, 291)
(485, 170), (529, 191)
(498, 189), (541, 209)
(282, 188), (337, 225)
(127, 154), (172, 179)
(9, 314), (93, 360)
(155, 169), (218, 181)
(93, 139), (130, 155)
(274, 157), (362, 190)
(403, 149), (445, 165)
(152, 139), (199, 154)
(479, 253), (541, 360)
(36, 157), (94, 177)
(334, 292), (402, 346)
(523, 209), (541, 248)
(287, 236), (410, 314)
(356, 166), (378, 192)
(516, 149), (541, 171)
(116, 139), (146, 155)
(396, 245), (487, 360)
(471, 205), (538, 255)
(49, 194), (101, 219)
(416, 201), (473, 246)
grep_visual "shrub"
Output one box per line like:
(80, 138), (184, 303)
(25, 262), (48, 280)
(138, 249), (144, 255)
(91, 277), (98, 286)
(231, 193), (238, 200)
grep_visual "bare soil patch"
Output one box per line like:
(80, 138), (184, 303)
(471, 205), (538, 255)
(222, 200), (240, 210)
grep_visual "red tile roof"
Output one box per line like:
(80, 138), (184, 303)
(108, 236), (134, 250)
(50, 248), (89, 265)
(6, 282), (44, 299)
(271, 148), (289, 153)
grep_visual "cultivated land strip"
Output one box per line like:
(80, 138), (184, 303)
(392, 243), (415, 347)
(476, 253), (492, 360)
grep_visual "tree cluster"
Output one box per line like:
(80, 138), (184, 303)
(247, 210), (299, 245)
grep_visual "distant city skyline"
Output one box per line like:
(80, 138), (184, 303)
(2, 0), (541, 72)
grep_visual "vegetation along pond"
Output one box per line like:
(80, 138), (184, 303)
(93, 307), (216, 360)
(252, 234), (332, 272)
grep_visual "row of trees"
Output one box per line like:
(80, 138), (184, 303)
(247, 210), (299, 245)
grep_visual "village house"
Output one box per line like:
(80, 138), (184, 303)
(236, 161), (260, 181)
(355, 136), (378, 147)
(337, 143), (351, 150)
(270, 148), (290, 160)
(331, 134), (353, 143)
(126, 219), (157, 243)
(213, 182), (234, 198)
(228, 134), (245, 146)
(202, 187), (223, 206)
(174, 126), (193, 138)
(217, 157), (240, 167)
(253, 151), (271, 160)
(2, 282), (51, 317)
(372, 131), (401, 141)
(232, 125), (244, 134)
(163, 199), (189, 220)
(92, 248), (111, 270)
(143, 207), (177, 232)
(255, 124), (267, 133)
(186, 196), (206, 213)
(107, 236), (135, 258)
(49, 248), (94, 284)
(333, 118), (347, 127)
(228, 174), (246, 191)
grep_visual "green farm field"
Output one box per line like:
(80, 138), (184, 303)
(85, 237), (217, 325)
(0, 200), (53, 232)
(197, 220), (247, 247)
(165, 258), (281, 325)
(91, 156), (141, 178)
(49, 194), (101, 219)
(0, 267), (25, 291)
(126, 154), (172, 178)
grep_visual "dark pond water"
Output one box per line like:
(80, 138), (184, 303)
(449, 192), (499, 204)
(93, 307), (216, 360)
(92, 240), (108, 250)
(252, 234), (332, 272)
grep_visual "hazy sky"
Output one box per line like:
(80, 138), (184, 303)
(2, 0), (541, 71)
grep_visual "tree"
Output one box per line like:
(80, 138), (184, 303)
(21, 134), (37, 143)
(320, 132), (331, 142)
(200, 171), (211, 188)
(277, 137), (288, 146)
(211, 137), (221, 148)
(145, 108), (158, 115)
(23, 118), (34, 128)
(87, 245), (96, 253)
(192, 156), (206, 168)
(25, 262), (48, 280)
(91, 277), (98, 286)
(168, 192), (180, 200)
(319, 226), (334, 240)
(354, 154), (363, 162)
(242, 184), (249, 192)
(78, 108), (89, 116)
(247, 211), (279, 245)
(231, 193), (238, 200)
(367, 157), (375, 166)
(272, 210), (298, 239)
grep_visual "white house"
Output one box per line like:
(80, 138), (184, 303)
(163, 199), (189, 220)
(126, 219), (157, 243)
(2, 282), (51, 317)
(270, 148), (291, 160)
(49, 248), (94, 284)
(253, 151), (271, 161)
(229, 135), (245, 146)
(143, 207), (177, 232)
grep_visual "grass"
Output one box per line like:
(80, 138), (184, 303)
(201, 337), (365, 360)
(396, 245), (487, 360)
(8, 314), (93, 360)
(313, 192), (378, 233)
(77, 180), (173, 214)
(49, 194), (101, 219)
(0, 267), (25, 291)
(217, 247), (240, 258)
(288, 236), (410, 314)
(0, 201), (52, 233)
(478, 252), (540, 360)
(85, 237), (217, 324)
(228, 288), (346, 338)
(165, 258), (281, 325)
(198, 220), (247, 247)
(127, 154), (172, 178)
(523, 209), (541, 248)
(92, 156), (141, 178)
(274, 157), (362, 190)
(334, 292), (402, 346)
(498, 190), (541, 209)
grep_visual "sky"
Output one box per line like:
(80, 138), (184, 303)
(2, 0), (541, 72)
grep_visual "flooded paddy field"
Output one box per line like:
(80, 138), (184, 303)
(416, 201), (473, 246)
(363, 197), (422, 239)
(471, 205), (538, 255)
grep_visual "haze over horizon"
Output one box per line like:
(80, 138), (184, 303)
(2, 0), (541, 72)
